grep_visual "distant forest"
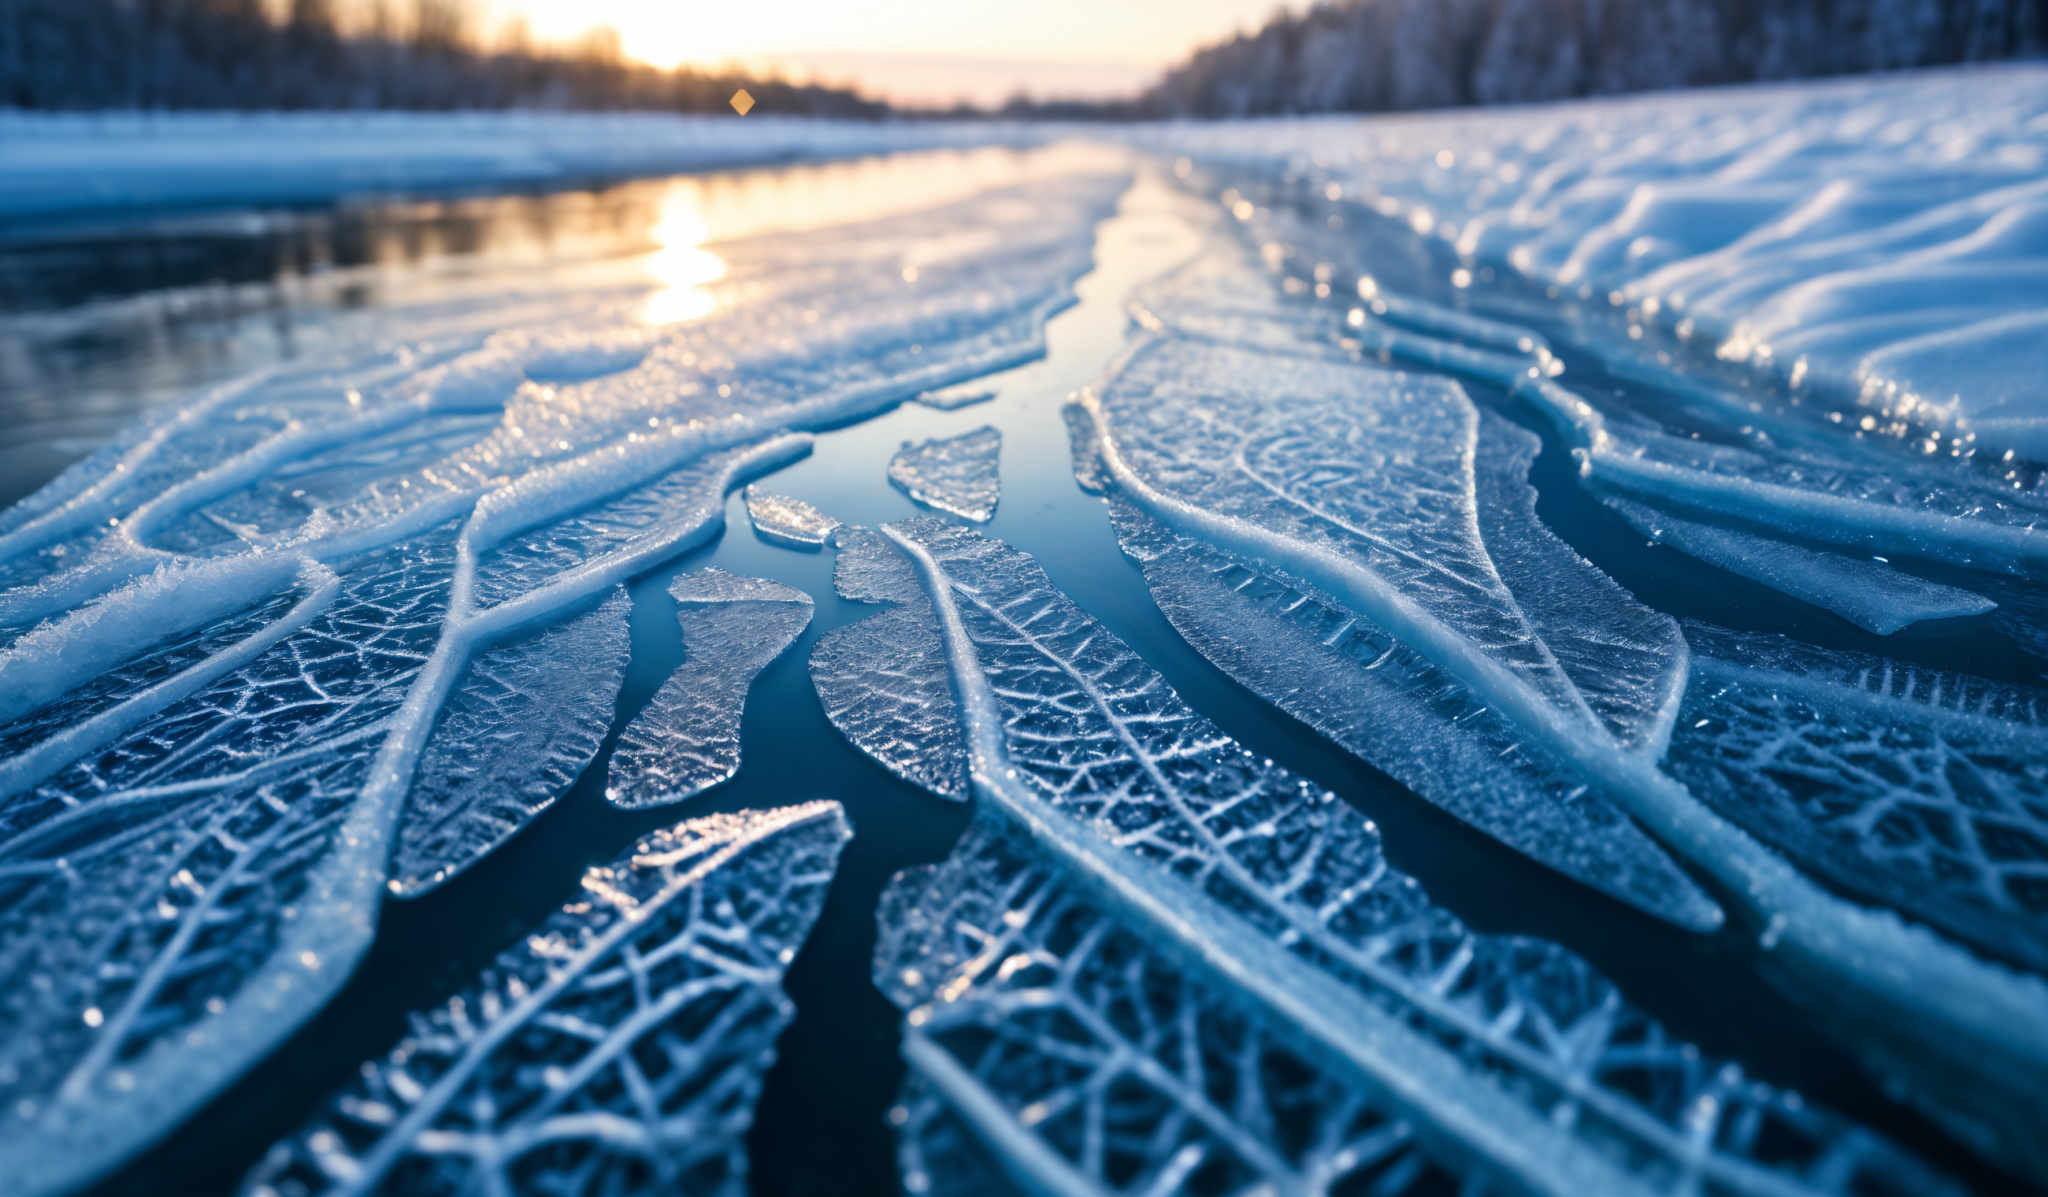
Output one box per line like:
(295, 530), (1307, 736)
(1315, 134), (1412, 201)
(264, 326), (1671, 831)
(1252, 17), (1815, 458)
(1145, 0), (2046, 116)
(1, 0), (2042, 115)
(0, 0), (887, 113)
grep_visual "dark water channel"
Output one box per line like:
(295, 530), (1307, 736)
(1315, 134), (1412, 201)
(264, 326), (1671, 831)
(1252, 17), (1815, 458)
(0, 152), (2021, 1193)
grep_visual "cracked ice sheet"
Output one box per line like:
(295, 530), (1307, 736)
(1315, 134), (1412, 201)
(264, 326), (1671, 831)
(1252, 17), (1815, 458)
(0, 159), (1128, 1193)
(1070, 335), (1713, 930)
(815, 518), (1949, 1196)
(888, 425), (1002, 522)
(1139, 68), (2048, 458)
(1074, 219), (2048, 1173)
(606, 570), (813, 809)
(244, 801), (848, 1196)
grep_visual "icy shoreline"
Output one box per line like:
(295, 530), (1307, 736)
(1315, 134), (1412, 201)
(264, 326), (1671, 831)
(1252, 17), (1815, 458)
(0, 110), (1049, 223)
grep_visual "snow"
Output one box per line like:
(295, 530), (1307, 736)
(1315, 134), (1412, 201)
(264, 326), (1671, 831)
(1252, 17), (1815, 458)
(1140, 66), (2048, 457)
(0, 110), (1050, 222)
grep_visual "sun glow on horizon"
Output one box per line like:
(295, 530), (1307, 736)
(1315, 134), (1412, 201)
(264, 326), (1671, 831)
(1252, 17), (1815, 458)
(491, 0), (1297, 103)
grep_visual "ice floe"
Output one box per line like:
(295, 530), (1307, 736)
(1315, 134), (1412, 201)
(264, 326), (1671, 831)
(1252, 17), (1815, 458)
(887, 426), (1003, 523)
(244, 802), (846, 1195)
(607, 570), (813, 809)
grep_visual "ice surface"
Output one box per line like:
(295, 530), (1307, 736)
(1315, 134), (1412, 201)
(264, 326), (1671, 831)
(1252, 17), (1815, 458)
(0, 161), (1123, 1192)
(1077, 192), (2048, 1175)
(887, 426), (1002, 522)
(1605, 495), (1996, 635)
(820, 518), (1947, 1195)
(392, 588), (632, 896)
(0, 111), (1049, 222)
(1142, 67), (2048, 456)
(743, 485), (840, 549)
(244, 801), (847, 1196)
(915, 385), (995, 411)
(1672, 625), (2048, 975)
(1069, 336), (1713, 928)
(607, 570), (813, 808)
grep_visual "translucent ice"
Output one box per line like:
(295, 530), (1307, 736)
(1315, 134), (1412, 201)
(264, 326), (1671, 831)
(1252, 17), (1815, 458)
(743, 485), (840, 549)
(1605, 495), (1996, 635)
(915, 384), (995, 411)
(820, 518), (1948, 1195)
(1070, 337), (1711, 928)
(0, 162), (1124, 1192)
(1672, 625), (2048, 975)
(1072, 332), (2048, 1172)
(887, 426), (1002, 523)
(244, 802), (847, 1196)
(393, 588), (632, 896)
(606, 570), (813, 809)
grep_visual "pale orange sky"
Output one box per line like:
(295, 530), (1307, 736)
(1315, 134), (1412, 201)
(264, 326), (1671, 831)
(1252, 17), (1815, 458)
(490, 0), (1302, 105)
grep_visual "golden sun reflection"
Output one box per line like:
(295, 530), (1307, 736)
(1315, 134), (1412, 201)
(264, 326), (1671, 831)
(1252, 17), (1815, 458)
(639, 190), (727, 325)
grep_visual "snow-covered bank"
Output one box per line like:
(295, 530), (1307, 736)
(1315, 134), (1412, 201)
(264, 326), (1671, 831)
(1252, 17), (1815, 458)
(0, 110), (1046, 223)
(1140, 65), (2048, 458)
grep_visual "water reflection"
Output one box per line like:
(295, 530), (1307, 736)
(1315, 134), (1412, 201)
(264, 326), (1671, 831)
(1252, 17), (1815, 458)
(0, 143), (1102, 508)
(639, 191), (726, 326)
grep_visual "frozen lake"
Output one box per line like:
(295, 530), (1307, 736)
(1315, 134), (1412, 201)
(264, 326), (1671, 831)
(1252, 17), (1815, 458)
(1, 74), (2044, 1196)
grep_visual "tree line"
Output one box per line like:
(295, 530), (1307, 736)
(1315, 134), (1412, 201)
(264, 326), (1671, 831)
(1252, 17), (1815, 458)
(1144, 0), (2046, 117)
(0, 0), (888, 114)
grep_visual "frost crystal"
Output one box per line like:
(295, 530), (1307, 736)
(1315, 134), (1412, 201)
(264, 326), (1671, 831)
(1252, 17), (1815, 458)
(607, 570), (813, 808)
(818, 518), (1949, 1195)
(245, 802), (848, 1196)
(887, 426), (1002, 522)
(743, 485), (840, 550)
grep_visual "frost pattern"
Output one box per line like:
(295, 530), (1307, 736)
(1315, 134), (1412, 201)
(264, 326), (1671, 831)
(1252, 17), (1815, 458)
(0, 163), (1124, 1193)
(888, 425), (1002, 522)
(1078, 208), (2048, 1175)
(1672, 625), (2048, 975)
(393, 588), (632, 896)
(819, 517), (1945, 1196)
(243, 801), (848, 1197)
(880, 822), (1469, 1197)
(606, 570), (813, 809)
(743, 486), (840, 550)
(1071, 336), (1712, 929)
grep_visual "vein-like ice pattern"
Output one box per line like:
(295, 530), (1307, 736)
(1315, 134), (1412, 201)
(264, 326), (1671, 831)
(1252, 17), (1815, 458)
(395, 587), (632, 895)
(817, 517), (1949, 1196)
(887, 425), (1002, 522)
(1144, 67), (2048, 458)
(1072, 337), (1713, 930)
(607, 570), (813, 808)
(1672, 625), (2048, 976)
(1070, 312), (2048, 1172)
(0, 162), (1124, 1193)
(743, 485), (840, 549)
(243, 801), (848, 1196)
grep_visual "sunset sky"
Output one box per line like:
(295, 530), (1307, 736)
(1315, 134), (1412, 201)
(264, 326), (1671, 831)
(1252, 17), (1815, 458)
(487, 0), (1298, 105)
